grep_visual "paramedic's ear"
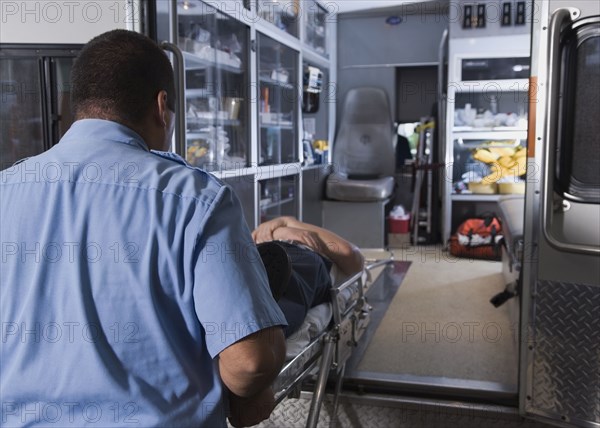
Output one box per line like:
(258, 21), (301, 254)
(158, 90), (169, 128)
(158, 90), (175, 151)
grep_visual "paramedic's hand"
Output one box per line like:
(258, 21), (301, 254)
(228, 386), (276, 427)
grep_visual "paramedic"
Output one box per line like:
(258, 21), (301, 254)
(253, 217), (365, 336)
(0, 30), (286, 428)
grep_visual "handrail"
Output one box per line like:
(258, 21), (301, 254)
(541, 7), (599, 255)
(161, 42), (186, 156)
(437, 28), (448, 153)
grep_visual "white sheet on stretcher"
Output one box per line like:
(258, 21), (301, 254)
(283, 270), (370, 360)
(285, 303), (332, 360)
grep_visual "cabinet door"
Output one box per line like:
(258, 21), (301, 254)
(451, 88), (529, 196)
(303, 0), (328, 57)
(0, 56), (45, 170)
(50, 57), (77, 144)
(259, 175), (299, 224)
(257, 33), (299, 165)
(257, 0), (299, 38)
(222, 173), (256, 230)
(452, 138), (526, 190)
(301, 62), (329, 165)
(0, 50), (77, 171)
(176, 0), (250, 172)
(453, 90), (528, 131)
(445, 85), (530, 240)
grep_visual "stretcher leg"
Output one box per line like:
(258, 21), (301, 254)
(306, 334), (336, 428)
(329, 362), (346, 428)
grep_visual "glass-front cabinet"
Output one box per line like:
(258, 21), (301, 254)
(176, 1), (250, 172)
(451, 89), (528, 194)
(443, 46), (531, 242)
(303, 0), (328, 57)
(0, 49), (77, 171)
(301, 61), (329, 165)
(257, 33), (299, 166)
(257, 0), (299, 38)
(156, 0), (332, 229)
(259, 175), (299, 223)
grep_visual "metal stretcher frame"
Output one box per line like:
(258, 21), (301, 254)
(271, 257), (394, 428)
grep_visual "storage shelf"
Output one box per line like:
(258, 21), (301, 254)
(451, 194), (502, 202)
(451, 79), (529, 92)
(183, 51), (243, 74)
(451, 193), (523, 202)
(453, 129), (527, 141)
(301, 47), (330, 66)
(302, 163), (329, 170)
(260, 122), (294, 129)
(260, 197), (295, 210)
(186, 88), (213, 98)
(186, 118), (240, 130)
(259, 76), (295, 89)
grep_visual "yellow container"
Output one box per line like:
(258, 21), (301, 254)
(468, 182), (498, 194)
(498, 182), (525, 194)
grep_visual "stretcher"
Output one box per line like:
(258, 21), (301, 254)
(270, 256), (394, 428)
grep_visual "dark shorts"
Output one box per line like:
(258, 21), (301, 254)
(275, 242), (333, 337)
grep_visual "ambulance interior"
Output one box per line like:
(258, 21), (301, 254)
(1, 0), (598, 427)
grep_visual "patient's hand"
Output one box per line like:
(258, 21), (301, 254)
(228, 387), (275, 427)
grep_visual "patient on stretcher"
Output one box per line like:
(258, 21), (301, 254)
(252, 217), (364, 337)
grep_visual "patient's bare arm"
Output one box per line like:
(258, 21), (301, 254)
(271, 226), (328, 255)
(252, 217), (364, 277)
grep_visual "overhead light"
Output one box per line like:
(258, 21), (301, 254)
(178, 1), (196, 10)
(513, 64), (530, 72)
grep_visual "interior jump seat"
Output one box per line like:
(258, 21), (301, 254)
(326, 87), (395, 202)
(323, 87), (395, 248)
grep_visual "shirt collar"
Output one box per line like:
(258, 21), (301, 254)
(60, 119), (150, 151)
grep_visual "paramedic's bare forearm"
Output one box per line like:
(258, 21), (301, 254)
(228, 386), (275, 427)
(218, 326), (286, 397)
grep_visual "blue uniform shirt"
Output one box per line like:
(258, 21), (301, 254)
(0, 119), (287, 427)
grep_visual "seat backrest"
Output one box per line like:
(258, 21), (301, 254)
(333, 87), (395, 178)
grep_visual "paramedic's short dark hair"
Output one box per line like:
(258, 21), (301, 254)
(72, 29), (176, 124)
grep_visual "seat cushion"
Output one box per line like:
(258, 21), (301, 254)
(326, 173), (394, 202)
(497, 195), (525, 270)
(497, 195), (525, 247)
